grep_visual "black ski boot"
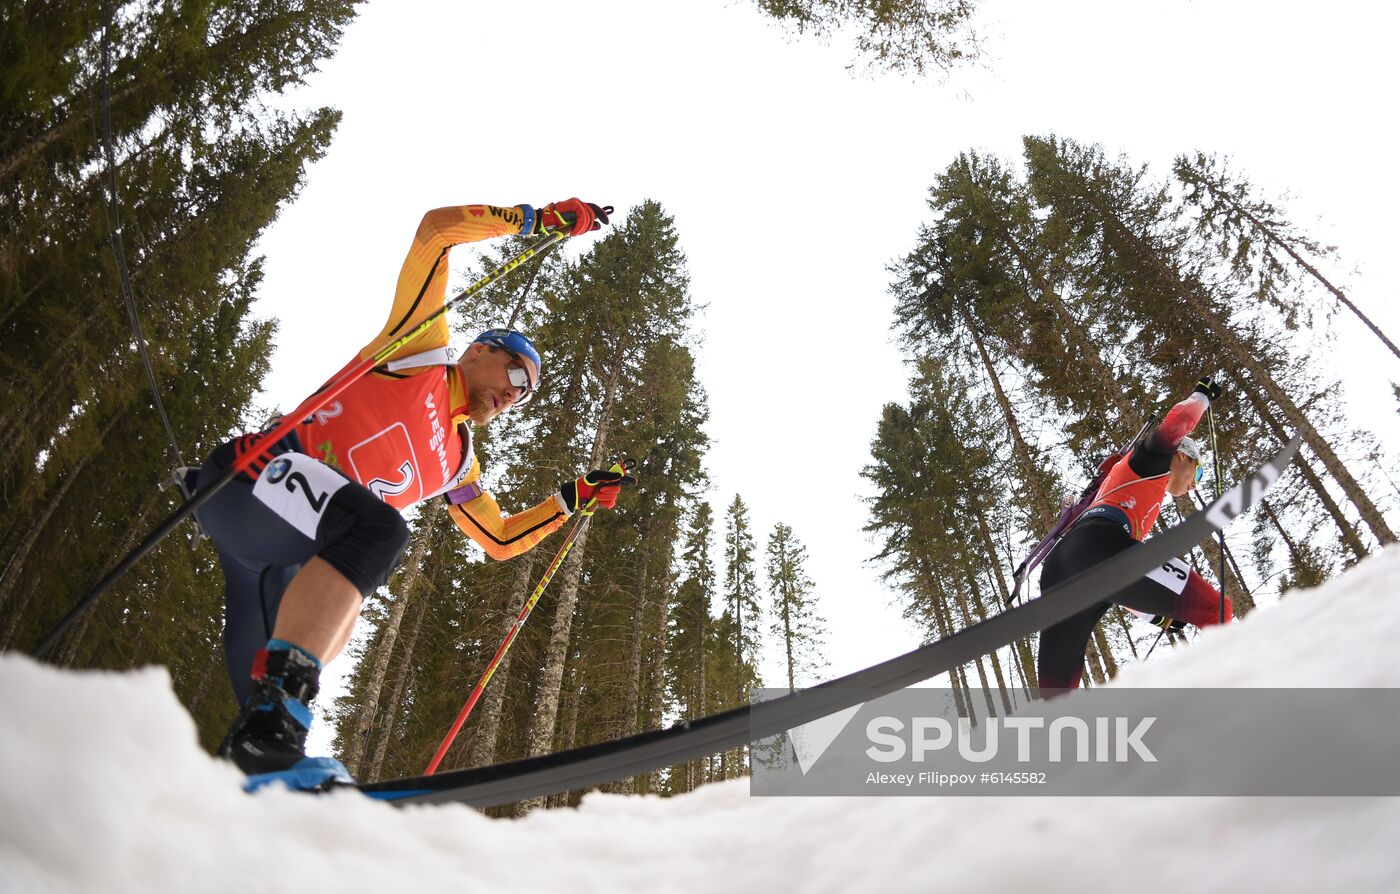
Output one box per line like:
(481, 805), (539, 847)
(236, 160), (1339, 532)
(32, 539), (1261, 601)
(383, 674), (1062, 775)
(221, 645), (352, 792)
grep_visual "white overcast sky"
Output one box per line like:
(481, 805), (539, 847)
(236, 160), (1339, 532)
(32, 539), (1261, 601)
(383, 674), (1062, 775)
(254, 1), (1400, 701)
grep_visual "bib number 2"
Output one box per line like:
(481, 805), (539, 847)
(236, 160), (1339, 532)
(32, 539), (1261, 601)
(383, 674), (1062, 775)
(252, 453), (348, 539)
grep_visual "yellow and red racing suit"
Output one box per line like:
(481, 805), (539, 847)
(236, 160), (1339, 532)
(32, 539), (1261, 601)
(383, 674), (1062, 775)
(293, 205), (567, 560)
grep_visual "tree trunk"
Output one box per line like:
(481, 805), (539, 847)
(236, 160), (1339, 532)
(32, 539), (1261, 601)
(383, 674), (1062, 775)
(1186, 490), (1257, 612)
(367, 586), (429, 781)
(781, 587), (796, 691)
(1245, 383), (1370, 561)
(644, 609), (669, 792)
(1112, 607), (1140, 660)
(466, 554), (538, 768)
(1, 326), (118, 469)
(52, 489), (162, 666)
(970, 512), (1039, 696)
(965, 576), (1013, 713)
(972, 655), (996, 719)
(185, 645), (224, 715)
(959, 306), (1055, 529)
(1092, 622), (1118, 680)
(951, 581), (998, 717)
(1083, 631), (1107, 685)
(1198, 180), (1400, 361)
(688, 603), (708, 790)
(952, 662), (972, 720)
(520, 345), (625, 808)
(930, 590), (969, 719)
(622, 545), (652, 735)
(0, 73), (144, 184)
(1258, 498), (1329, 587)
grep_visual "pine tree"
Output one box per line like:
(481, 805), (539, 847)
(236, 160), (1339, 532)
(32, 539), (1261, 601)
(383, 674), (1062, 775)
(667, 502), (716, 792)
(723, 494), (761, 687)
(765, 522), (827, 690)
(1024, 134), (1394, 551)
(0, 0), (355, 750)
(751, 0), (980, 75)
(1174, 152), (1400, 359)
(888, 151), (1078, 531)
(521, 201), (696, 776)
(862, 359), (1022, 704)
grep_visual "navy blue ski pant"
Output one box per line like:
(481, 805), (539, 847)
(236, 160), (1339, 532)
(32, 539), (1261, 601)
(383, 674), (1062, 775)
(192, 431), (409, 704)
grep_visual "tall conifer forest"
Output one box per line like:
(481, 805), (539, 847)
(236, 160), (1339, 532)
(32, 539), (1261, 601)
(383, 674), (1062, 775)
(3, 4), (1396, 813)
(871, 138), (1398, 709)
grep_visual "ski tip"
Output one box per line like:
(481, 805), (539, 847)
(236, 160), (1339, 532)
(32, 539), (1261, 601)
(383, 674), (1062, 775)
(243, 757), (356, 794)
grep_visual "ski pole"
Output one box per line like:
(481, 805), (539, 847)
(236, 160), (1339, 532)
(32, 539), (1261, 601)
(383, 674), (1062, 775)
(33, 226), (576, 659)
(1144, 626), (1168, 660)
(424, 458), (632, 776)
(1206, 402), (1227, 624)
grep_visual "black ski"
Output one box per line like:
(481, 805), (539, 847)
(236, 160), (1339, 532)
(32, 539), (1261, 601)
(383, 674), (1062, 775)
(359, 435), (1300, 807)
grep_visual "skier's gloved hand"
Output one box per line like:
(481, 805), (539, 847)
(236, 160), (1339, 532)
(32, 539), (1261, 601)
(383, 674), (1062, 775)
(1150, 614), (1187, 634)
(536, 199), (610, 237)
(558, 468), (636, 515)
(1192, 375), (1224, 402)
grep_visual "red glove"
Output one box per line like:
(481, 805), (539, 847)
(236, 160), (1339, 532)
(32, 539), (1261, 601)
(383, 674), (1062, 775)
(537, 198), (610, 236)
(559, 468), (636, 514)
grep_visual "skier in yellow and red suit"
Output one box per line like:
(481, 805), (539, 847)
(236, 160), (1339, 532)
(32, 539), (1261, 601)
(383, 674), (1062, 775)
(188, 199), (634, 787)
(1037, 376), (1229, 693)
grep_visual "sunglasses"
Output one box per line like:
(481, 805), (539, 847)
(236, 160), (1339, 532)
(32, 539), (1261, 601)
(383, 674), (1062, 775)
(500, 348), (536, 405)
(1193, 462), (1205, 484)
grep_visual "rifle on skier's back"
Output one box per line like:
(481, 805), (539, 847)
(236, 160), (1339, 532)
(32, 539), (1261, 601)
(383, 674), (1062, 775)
(1007, 415), (1158, 605)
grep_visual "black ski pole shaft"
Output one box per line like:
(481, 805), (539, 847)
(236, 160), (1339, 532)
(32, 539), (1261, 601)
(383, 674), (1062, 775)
(1144, 626), (1168, 660)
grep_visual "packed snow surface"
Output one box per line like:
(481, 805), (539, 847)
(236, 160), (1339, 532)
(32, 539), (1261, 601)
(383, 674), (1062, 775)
(4, 550), (1399, 893)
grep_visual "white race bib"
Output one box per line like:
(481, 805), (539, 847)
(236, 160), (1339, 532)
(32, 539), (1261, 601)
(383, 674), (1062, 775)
(251, 453), (348, 539)
(1145, 556), (1191, 596)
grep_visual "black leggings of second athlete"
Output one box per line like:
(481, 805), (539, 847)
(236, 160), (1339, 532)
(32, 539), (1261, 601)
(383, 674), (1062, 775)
(1036, 518), (1194, 691)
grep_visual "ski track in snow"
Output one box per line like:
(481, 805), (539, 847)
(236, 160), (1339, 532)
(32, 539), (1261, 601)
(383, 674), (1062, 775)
(3, 550), (1398, 893)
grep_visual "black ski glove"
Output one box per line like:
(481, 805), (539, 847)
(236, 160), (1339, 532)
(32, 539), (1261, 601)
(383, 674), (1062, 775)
(1193, 375), (1224, 402)
(558, 466), (637, 515)
(1150, 614), (1187, 634)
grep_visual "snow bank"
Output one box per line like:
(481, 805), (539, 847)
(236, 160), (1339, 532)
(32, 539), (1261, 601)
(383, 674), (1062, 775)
(3, 550), (1398, 894)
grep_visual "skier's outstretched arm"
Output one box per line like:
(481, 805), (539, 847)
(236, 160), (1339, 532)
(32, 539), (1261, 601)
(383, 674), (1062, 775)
(443, 464), (631, 561)
(362, 204), (534, 359)
(446, 485), (568, 562)
(1131, 376), (1223, 472)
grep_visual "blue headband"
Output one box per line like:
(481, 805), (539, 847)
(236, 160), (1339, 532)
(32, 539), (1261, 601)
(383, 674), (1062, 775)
(473, 328), (542, 378)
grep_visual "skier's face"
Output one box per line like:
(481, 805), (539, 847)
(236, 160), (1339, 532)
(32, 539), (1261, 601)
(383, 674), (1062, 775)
(1166, 450), (1199, 497)
(460, 343), (538, 424)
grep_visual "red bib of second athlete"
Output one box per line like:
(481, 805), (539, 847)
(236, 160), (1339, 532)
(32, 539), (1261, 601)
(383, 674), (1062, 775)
(295, 356), (465, 510)
(1087, 456), (1167, 541)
